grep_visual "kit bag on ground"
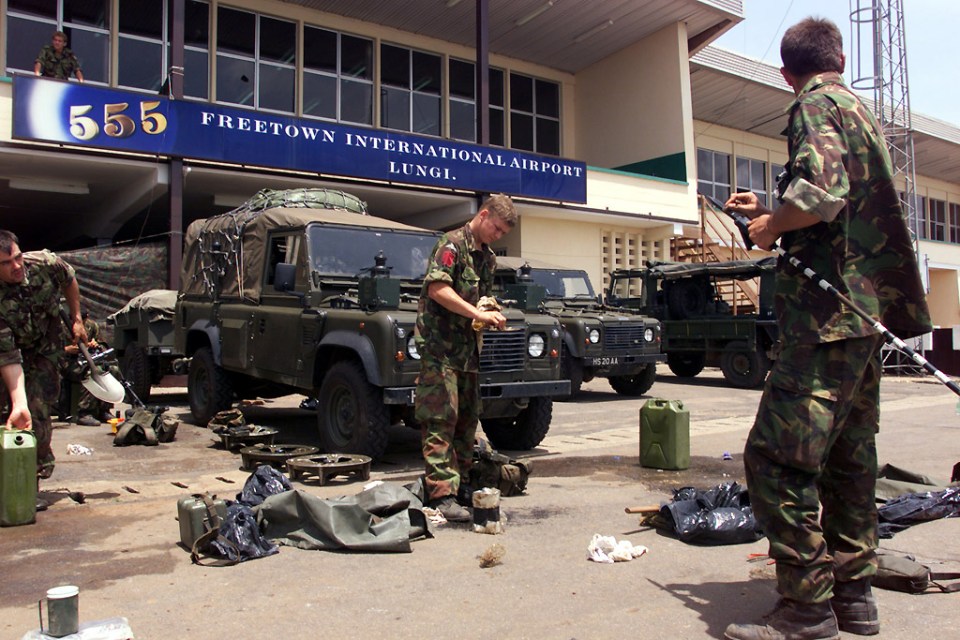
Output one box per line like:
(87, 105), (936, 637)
(188, 497), (278, 566)
(467, 439), (531, 497)
(874, 553), (960, 593)
(114, 407), (179, 446)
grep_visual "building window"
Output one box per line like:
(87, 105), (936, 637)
(929, 198), (947, 242)
(916, 195), (928, 239)
(380, 43), (441, 136)
(449, 58), (475, 142)
(303, 27), (372, 125)
(215, 6), (295, 113)
(119, 0), (165, 92)
(697, 149), (731, 202)
(5, 0), (110, 84)
(736, 157), (768, 206)
(509, 73), (559, 155)
(489, 68), (505, 147)
(949, 203), (960, 244)
(183, 0), (209, 100)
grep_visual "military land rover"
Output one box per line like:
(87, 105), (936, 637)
(606, 257), (778, 388)
(493, 257), (664, 397)
(108, 288), (183, 404)
(174, 189), (568, 459)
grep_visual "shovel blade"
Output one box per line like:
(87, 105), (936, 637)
(81, 371), (126, 404)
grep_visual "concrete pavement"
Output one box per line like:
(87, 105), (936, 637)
(1, 366), (958, 639)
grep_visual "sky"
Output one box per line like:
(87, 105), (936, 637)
(713, 0), (960, 126)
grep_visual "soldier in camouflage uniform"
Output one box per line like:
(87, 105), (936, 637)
(0, 230), (89, 510)
(723, 18), (931, 640)
(34, 31), (84, 83)
(414, 195), (517, 522)
(68, 313), (114, 426)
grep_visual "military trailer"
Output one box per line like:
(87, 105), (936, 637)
(606, 257), (778, 388)
(493, 257), (664, 397)
(174, 188), (568, 459)
(107, 289), (186, 403)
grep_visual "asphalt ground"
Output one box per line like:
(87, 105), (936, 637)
(2, 365), (958, 639)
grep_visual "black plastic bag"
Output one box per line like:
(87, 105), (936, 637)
(659, 482), (763, 546)
(878, 486), (960, 538)
(210, 502), (278, 563)
(237, 465), (293, 507)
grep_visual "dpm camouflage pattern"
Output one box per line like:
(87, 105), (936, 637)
(35, 44), (82, 80)
(0, 355), (60, 478)
(744, 334), (884, 603)
(414, 221), (496, 372)
(775, 72), (931, 345)
(0, 250), (76, 476)
(415, 356), (479, 501)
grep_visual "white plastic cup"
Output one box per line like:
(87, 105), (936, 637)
(45, 585), (79, 637)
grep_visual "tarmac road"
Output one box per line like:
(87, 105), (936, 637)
(2, 365), (958, 639)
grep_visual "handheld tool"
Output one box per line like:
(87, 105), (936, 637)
(59, 309), (126, 403)
(703, 194), (960, 397)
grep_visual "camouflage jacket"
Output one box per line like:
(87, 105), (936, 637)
(775, 72), (931, 344)
(35, 44), (82, 80)
(415, 221), (496, 371)
(0, 250), (75, 367)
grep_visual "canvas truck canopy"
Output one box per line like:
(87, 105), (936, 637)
(641, 257), (777, 281)
(180, 188), (429, 302)
(108, 289), (178, 323)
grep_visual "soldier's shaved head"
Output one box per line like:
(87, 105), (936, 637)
(0, 230), (20, 255)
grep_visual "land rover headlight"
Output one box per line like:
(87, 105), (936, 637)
(528, 333), (546, 358)
(588, 328), (601, 344)
(644, 327), (655, 342)
(407, 335), (420, 360)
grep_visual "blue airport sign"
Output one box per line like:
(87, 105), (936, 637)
(12, 76), (587, 203)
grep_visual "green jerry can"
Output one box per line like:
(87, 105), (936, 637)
(177, 494), (228, 549)
(0, 427), (38, 527)
(639, 398), (690, 470)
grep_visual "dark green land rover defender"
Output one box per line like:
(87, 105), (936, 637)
(494, 257), (664, 398)
(174, 189), (568, 459)
(606, 257), (778, 388)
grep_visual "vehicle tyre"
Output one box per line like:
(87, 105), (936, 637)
(317, 360), (390, 460)
(720, 347), (770, 389)
(559, 346), (583, 399)
(481, 396), (552, 450)
(187, 346), (235, 425)
(609, 363), (657, 396)
(120, 341), (152, 404)
(666, 352), (706, 378)
(666, 279), (708, 319)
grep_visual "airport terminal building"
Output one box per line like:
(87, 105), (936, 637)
(2, 1), (959, 342)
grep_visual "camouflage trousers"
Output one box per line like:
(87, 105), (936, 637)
(0, 353), (61, 478)
(745, 334), (884, 604)
(415, 357), (479, 502)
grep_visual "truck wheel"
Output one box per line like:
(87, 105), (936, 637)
(560, 347), (583, 399)
(720, 348), (770, 389)
(609, 363), (657, 396)
(667, 352), (705, 378)
(120, 341), (152, 404)
(481, 396), (552, 450)
(188, 347), (235, 424)
(666, 280), (708, 319)
(317, 360), (390, 460)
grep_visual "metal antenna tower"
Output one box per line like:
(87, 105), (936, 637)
(849, 0), (927, 373)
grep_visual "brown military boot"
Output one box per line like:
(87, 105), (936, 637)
(724, 599), (840, 640)
(429, 495), (471, 522)
(832, 579), (879, 635)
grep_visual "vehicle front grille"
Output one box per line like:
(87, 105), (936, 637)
(479, 329), (526, 372)
(604, 324), (649, 350)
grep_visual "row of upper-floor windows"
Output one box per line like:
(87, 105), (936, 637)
(697, 148), (960, 246)
(4, 0), (562, 155)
